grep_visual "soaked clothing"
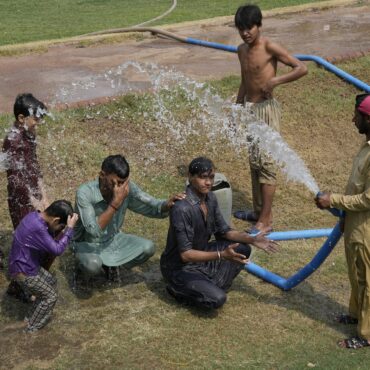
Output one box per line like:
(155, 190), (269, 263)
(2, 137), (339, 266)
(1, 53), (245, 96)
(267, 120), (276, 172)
(330, 140), (370, 340)
(8, 211), (74, 278)
(73, 179), (167, 273)
(2, 124), (43, 228)
(16, 267), (57, 333)
(246, 98), (281, 213)
(8, 212), (74, 332)
(160, 186), (251, 309)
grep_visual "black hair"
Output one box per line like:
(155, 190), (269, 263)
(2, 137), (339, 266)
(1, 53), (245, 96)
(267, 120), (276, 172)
(188, 157), (214, 176)
(235, 4), (262, 30)
(101, 154), (130, 179)
(13, 93), (47, 119)
(45, 200), (73, 225)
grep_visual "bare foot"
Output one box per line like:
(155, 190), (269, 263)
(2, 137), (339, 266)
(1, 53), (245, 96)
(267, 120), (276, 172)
(254, 222), (273, 234)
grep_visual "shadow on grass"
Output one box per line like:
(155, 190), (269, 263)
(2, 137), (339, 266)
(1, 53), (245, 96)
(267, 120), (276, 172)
(231, 186), (253, 214)
(143, 258), (354, 330)
(141, 259), (219, 319)
(58, 249), (148, 300)
(234, 278), (353, 336)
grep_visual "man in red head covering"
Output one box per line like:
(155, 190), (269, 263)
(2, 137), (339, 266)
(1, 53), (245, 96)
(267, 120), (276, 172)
(316, 93), (370, 349)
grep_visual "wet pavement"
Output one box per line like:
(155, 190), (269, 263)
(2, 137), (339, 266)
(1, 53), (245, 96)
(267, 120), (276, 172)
(0, 4), (369, 112)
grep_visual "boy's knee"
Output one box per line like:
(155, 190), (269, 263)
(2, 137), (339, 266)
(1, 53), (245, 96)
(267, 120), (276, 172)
(77, 254), (103, 275)
(236, 243), (251, 259)
(210, 290), (227, 309)
(141, 240), (155, 258)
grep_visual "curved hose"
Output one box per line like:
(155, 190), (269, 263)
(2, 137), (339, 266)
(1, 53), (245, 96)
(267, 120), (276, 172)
(134, 0), (177, 27)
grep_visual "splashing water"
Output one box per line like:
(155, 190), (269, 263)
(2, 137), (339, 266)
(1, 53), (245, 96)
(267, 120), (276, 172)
(52, 61), (320, 193)
(0, 152), (9, 172)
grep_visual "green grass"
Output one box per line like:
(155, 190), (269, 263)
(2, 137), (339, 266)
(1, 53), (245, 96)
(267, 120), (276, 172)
(0, 0), (327, 46)
(1, 56), (370, 368)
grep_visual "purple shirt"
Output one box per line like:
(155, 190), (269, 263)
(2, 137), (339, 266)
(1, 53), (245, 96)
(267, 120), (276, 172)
(8, 212), (74, 277)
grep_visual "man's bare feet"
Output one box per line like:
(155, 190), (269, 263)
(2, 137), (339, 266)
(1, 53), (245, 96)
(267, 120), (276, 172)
(254, 222), (273, 234)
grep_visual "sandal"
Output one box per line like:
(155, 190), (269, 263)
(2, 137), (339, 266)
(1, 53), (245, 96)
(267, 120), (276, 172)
(335, 314), (358, 325)
(338, 336), (370, 349)
(233, 210), (258, 223)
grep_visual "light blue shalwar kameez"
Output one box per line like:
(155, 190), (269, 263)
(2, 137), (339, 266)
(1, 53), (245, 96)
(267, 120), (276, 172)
(73, 179), (167, 275)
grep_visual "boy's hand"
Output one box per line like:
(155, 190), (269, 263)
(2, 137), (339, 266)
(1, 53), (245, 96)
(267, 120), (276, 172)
(111, 178), (130, 208)
(251, 232), (279, 254)
(315, 192), (331, 209)
(221, 243), (249, 264)
(164, 192), (186, 211)
(67, 213), (79, 228)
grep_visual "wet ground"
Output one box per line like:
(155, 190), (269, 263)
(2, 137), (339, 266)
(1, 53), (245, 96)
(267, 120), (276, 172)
(0, 4), (369, 112)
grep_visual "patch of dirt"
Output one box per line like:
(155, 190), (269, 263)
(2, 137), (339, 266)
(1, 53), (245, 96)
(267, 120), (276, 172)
(0, 4), (369, 112)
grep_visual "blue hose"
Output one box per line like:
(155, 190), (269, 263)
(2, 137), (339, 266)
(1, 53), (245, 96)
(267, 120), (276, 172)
(245, 222), (342, 290)
(185, 38), (370, 92)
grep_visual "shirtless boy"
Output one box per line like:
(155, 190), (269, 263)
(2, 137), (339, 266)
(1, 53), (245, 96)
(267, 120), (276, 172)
(234, 4), (307, 233)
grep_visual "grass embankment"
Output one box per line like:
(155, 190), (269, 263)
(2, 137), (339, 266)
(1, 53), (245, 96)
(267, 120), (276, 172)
(0, 56), (370, 368)
(0, 0), (327, 46)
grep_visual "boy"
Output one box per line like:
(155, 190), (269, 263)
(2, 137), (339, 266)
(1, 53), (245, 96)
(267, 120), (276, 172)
(2, 93), (50, 300)
(160, 157), (278, 309)
(8, 200), (78, 333)
(74, 154), (185, 281)
(316, 93), (370, 349)
(233, 4), (307, 233)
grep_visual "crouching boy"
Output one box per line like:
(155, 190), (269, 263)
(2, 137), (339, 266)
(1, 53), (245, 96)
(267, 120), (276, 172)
(8, 200), (78, 333)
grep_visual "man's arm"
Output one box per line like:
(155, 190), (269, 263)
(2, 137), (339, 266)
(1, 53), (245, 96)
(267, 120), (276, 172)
(224, 230), (279, 254)
(263, 41), (307, 96)
(181, 244), (248, 265)
(316, 188), (370, 212)
(236, 47), (247, 104)
(180, 230), (278, 264)
(98, 178), (129, 229)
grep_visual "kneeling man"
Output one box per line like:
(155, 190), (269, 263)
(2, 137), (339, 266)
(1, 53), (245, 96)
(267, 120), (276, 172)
(160, 157), (278, 309)
(74, 154), (184, 278)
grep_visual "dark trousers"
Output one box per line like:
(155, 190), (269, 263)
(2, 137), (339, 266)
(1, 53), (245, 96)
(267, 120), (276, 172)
(162, 241), (251, 309)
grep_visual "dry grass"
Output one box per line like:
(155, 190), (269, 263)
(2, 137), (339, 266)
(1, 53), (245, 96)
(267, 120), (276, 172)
(0, 56), (370, 369)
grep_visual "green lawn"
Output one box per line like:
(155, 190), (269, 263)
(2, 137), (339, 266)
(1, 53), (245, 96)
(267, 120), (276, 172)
(0, 0), (326, 46)
(0, 55), (370, 369)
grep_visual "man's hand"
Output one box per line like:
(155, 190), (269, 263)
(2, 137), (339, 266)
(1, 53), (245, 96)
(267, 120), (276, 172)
(221, 243), (249, 264)
(251, 232), (279, 254)
(315, 192), (331, 209)
(111, 178), (130, 208)
(164, 192), (186, 211)
(67, 213), (79, 228)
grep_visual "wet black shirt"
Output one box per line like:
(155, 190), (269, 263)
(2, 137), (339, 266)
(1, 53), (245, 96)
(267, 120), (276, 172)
(160, 185), (231, 271)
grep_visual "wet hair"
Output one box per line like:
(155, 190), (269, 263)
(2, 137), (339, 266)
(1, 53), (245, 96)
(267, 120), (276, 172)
(101, 154), (130, 179)
(13, 93), (47, 119)
(188, 157), (214, 176)
(235, 4), (262, 30)
(45, 200), (73, 225)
